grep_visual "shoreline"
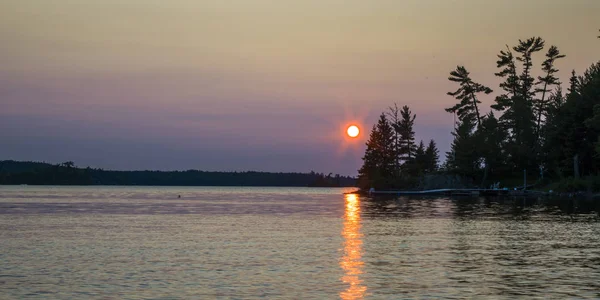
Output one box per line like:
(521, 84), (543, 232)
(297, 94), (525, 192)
(346, 188), (600, 200)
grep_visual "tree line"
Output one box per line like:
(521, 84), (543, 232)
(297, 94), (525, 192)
(0, 160), (356, 187)
(359, 32), (600, 190)
(357, 105), (439, 189)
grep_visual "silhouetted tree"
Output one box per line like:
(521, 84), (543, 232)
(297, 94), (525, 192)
(445, 117), (481, 178)
(492, 46), (520, 111)
(411, 140), (427, 176)
(541, 88), (565, 176)
(477, 112), (507, 185)
(515, 37), (545, 101)
(445, 66), (492, 126)
(398, 105), (417, 165)
(387, 103), (402, 176)
(424, 139), (439, 173)
(491, 37), (546, 174)
(358, 114), (396, 189)
(544, 63), (600, 177)
(534, 45), (565, 138)
(568, 70), (580, 96)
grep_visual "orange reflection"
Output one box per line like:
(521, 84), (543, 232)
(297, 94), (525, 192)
(340, 194), (366, 299)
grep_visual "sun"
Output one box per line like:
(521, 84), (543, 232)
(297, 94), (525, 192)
(347, 125), (360, 138)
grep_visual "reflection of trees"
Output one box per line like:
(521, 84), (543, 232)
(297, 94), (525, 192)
(356, 194), (599, 296)
(362, 195), (598, 221)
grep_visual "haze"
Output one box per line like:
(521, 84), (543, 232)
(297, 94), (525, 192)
(1, 0), (598, 175)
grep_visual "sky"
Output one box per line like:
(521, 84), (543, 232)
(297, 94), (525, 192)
(1, 0), (599, 176)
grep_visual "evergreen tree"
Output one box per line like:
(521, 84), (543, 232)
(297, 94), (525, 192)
(514, 37), (545, 101)
(541, 88), (565, 176)
(424, 139), (439, 173)
(398, 105), (417, 165)
(386, 103), (402, 176)
(534, 46), (565, 137)
(357, 113), (396, 189)
(546, 63), (600, 177)
(584, 104), (600, 156)
(477, 112), (508, 185)
(411, 140), (427, 176)
(445, 117), (481, 178)
(445, 66), (493, 126)
(492, 37), (545, 174)
(568, 70), (580, 97)
(492, 46), (519, 111)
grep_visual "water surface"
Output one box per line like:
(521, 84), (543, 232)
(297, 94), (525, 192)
(1, 186), (599, 299)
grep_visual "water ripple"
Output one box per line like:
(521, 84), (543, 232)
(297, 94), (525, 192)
(1, 187), (599, 299)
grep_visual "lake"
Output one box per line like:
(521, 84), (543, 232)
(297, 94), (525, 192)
(1, 186), (600, 299)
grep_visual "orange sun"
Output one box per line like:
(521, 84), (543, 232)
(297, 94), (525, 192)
(347, 125), (360, 138)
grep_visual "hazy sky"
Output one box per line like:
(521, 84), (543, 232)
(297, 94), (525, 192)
(1, 0), (599, 175)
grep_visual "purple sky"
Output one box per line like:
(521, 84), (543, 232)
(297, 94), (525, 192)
(1, 1), (599, 176)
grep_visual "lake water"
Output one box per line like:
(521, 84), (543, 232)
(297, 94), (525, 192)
(1, 186), (600, 299)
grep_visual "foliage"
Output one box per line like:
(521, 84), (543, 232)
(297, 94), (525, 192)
(445, 66), (492, 126)
(398, 105), (417, 163)
(357, 114), (396, 189)
(444, 117), (480, 178)
(534, 45), (565, 138)
(0, 160), (356, 187)
(358, 33), (599, 191)
(358, 107), (439, 189)
(424, 140), (439, 173)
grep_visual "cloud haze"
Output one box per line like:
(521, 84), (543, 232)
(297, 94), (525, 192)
(1, 0), (599, 175)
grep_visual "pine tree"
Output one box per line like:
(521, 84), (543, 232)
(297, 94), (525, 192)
(514, 37), (545, 102)
(568, 70), (579, 97)
(491, 46), (519, 111)
(411, 140), (427, 176)
(445, 117), (481, 178)
(386, 103), (402, 176)
(548, 87), (565, 113)
(357, 113), (396, 189)
(492, 38), (544, 174)
(534, 46), (565, 138)
(545, 63), (600, 177)
(584, 104), (600, 156)
(398, 105), (417, 165)
(424, 140), (439, 173)
(542, 88), (566, 176)
(476, 112), (507, 184)
(445, 66), (493, 126)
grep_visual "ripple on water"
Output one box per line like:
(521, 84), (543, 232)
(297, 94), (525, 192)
(0, 187), (599, 299)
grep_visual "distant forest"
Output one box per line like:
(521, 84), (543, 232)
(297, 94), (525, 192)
(358, 33), (600, 191)
(0, 160), (356, 187)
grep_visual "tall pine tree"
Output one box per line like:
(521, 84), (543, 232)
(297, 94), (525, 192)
(398, 105), (417, 166)
(386, 103), (402, 176)
(445, 66), (493, 127)
(357, 114), (396, 189)
(534, 46), (565, 138)
(445, 117), (481, 178)
(411, 141), (427, 176)
(492, 37), (545, 174)
(424, 140), (439, 173)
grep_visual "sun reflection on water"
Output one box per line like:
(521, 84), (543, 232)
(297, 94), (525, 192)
(340, 194), (366, 299)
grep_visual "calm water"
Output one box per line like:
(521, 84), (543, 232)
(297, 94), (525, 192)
(1, 186), (600, 299)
